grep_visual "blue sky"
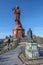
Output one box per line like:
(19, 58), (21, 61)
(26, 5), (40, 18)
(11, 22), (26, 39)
(0, 0), (43, 38)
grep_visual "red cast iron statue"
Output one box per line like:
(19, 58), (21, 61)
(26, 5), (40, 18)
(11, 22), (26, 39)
(12, 6), (25, 39)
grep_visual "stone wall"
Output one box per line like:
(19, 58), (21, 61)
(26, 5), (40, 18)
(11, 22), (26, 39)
(0, 37), (20, 55)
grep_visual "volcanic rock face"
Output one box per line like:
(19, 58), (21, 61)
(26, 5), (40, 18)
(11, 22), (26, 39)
(12, 6), (24, 39)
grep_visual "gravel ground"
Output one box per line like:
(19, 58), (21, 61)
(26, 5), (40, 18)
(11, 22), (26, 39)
(0, 45), (24, 65)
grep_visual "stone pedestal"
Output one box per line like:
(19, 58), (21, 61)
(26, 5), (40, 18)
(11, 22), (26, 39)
(25, 42), (39, 59)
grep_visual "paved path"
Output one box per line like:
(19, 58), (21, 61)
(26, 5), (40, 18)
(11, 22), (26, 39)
(0, 46), (24, 65)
